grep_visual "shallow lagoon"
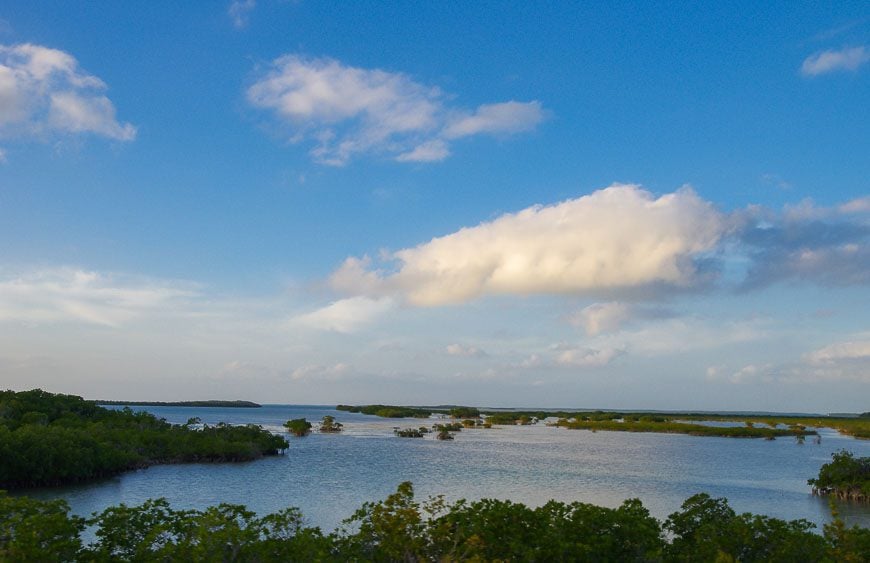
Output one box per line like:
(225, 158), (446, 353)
(29, 405), (870, 532)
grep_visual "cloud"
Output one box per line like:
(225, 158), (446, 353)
(292, 296), (393, 333)
(738, 199), (870, 289)
(289, 362), (352, 381)
(246, 55), (545, 165)
(801, 46), (870, 76)
(0, 268), (194, 327)
(443, 101), (546, 138)
(804, 340), (870, 364)
(568, 301), (675, 335)
(569, 302), (632, 335)
(395, 139), (450, 162)
(445, 343), (487, 358)
(228, 0), (256, 28)
(793, 340), (870, 383)
(330, 184), (727, 305)
(0, 43), (135, 143)
(555, 345), (624, 368)
(591, 316), (770, 358)
(727, 364), (775, 385)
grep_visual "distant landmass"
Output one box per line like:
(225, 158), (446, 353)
(97, 400), (262, 408)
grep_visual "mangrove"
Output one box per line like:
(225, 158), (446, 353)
(2, 482), (868, 562)
(0, 389), (288, 490)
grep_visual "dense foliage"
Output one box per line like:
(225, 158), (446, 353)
(284, 418), (312, 437)
(809, 450), (870, 502)
(2, 483), (868, 562)
(0, 390), (288, 489)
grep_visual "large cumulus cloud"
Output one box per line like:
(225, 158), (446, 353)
(330, 184), (728, 305)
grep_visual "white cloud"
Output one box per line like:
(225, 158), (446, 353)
(396, 139), (450, 162)
(443, 101), (546, 139)
(0, 43), (135, 143)
(246, 55), (545, 165)
(0, 268), (193, 327)
(445, 343), (487, 358)
(728, 364), (775, 385)
(556, 346), (624, 368)
(804, 340), (870, 364)
(839, 196), (870, 214)
(569, 302), (632, 335)
(228, 0), (256, 29)
(568, 301), (673, 335)
(292, 296), (393, 333)
(801, 46), (870, 76)
(331, 184), (726, 305)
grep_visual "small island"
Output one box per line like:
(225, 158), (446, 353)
(394, 427), (429, 438)
(809, 450), (870, 502)
(97, 400), (262, 408)
(284, 418), (312, 437)
(319, 415), (343, 433)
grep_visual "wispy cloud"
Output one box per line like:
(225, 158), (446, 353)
(228, 0), (256, 29)
(291, 296), (394, 333)
(0, 43), (136, 144)
(567, 302), (673, 335)
(246, 55), (546, 165)
(330, 184), (727, 305)
(554, 345), (625, 368)
(804, 339), (870, 365)
(0, 268), (194, 327)
(445, 343), (487, 358)
(801, 46), (869, 76)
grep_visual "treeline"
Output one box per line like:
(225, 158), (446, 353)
(337, 405), (433, 418)
(97, 400), (262, 408)
(2, 482), (868, 562)
(0, 390), (288, 489)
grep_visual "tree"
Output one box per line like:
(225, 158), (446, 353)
(808, 450), (870, 501)
(0, 493), (84, 561)
(320, 415), (343, 433)
(284, 418), (312, 437)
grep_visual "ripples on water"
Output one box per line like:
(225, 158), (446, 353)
(27, 405), (870, 532)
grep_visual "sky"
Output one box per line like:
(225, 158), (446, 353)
(0, 2), (868, 412)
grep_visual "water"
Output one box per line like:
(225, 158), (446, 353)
(25, 405), (870, 533)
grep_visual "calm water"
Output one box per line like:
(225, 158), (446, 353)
(27, 405), (870, 532)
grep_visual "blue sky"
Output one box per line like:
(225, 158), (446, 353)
(0, 2), (868, 411)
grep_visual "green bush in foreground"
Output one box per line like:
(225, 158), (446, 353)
(4, 484), (866, 562)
